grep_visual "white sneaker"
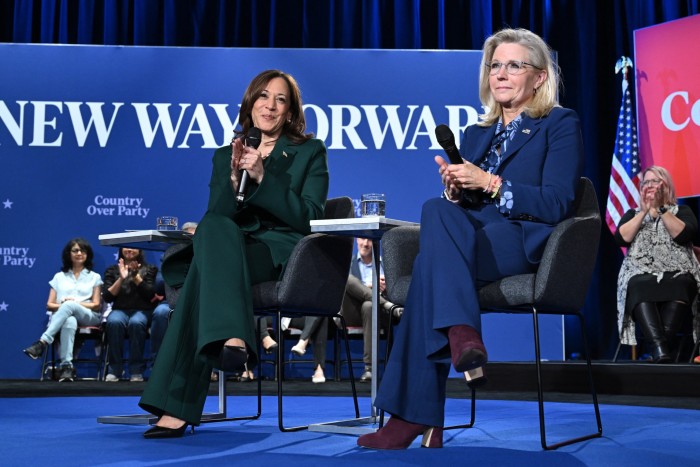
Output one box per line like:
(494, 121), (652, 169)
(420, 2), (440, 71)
(105, 374), (119, 382)
(129, 374), (144, 382)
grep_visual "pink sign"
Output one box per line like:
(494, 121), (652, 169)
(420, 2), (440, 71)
(635, 14), (700, 198)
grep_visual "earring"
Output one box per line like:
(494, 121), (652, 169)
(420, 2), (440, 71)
(533, 87), (538, 95)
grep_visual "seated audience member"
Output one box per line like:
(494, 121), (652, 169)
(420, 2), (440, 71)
(338, 237), (395, 382)
(103, 247), (158, 381)
(150, 221), (199, 363)
(22, 238), (104, 382)
(616, 166), (700, 363)
(289, 316), (329, 383)
(149, 273), (169, 364)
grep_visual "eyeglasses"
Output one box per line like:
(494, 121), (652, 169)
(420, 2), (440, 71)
(486, 60), (542, 75)
(70, 248), (85, 254)
(640, 178), (662, 188)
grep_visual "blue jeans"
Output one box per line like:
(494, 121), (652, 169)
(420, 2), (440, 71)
(150, 303), (171, 360)
(106, 309), (152, 376)
(41, 301), (102, 368)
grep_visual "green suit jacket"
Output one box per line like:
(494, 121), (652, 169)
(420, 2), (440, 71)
(162, 134), (330, 288)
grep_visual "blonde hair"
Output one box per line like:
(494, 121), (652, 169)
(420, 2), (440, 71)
(641, 166), (677, 205)
(478, 28), (560, 126)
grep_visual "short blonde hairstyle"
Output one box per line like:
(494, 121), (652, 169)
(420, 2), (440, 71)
(478, 28), (560, 126)
(641, 166), (677, 205)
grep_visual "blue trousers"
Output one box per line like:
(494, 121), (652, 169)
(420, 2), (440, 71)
(106, 308), (152, 376)
(373, 198), (535, 427)
(149, 302), (171, 360)
(41, 301), (102, 368)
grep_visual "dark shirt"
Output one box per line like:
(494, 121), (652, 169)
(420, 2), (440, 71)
(102, 264), (158, 311)
(614, 204), (698, 247)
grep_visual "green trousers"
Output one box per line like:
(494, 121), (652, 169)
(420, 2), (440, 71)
(139, 212), (280, 424)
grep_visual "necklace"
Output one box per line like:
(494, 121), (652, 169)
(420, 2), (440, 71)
(260, 139), (276, 159)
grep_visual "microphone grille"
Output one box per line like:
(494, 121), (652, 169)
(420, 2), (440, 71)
(435, 124), (454, 145)
(245, 127), (262, 149)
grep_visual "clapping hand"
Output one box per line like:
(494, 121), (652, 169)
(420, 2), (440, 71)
(118, 258), (141, 280)
(641, 181), (664, 213)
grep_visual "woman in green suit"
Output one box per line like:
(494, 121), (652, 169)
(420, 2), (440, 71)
(139, 70), (329, 438)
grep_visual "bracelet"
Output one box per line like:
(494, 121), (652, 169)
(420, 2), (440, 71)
(488, 175), (502, 197)
(483, 173), (493, 193)
(658, 206), (667, 215)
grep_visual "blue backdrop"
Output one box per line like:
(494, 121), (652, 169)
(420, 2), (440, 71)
(1, 44), (561, 378)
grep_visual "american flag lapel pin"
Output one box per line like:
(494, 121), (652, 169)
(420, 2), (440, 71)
(522, 128), (531, 134)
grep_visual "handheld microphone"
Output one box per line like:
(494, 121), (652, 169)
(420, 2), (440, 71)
(435, 124), (464, 165)
(236, 127), (262, 205)
(435, 124), (481, 206)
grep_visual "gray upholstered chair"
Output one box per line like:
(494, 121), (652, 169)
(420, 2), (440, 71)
(381, 177), (603, 450)
(171, 197), (359, 431)
(251, 196), (359, 431)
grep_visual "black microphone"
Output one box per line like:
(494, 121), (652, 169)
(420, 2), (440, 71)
(236, 127), (262, 205)
(434, 124), (464, 165)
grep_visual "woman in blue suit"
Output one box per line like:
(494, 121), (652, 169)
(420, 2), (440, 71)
(358, 28), (584, 449)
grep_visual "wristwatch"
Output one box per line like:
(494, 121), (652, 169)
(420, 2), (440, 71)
(658, 206), (667, 215)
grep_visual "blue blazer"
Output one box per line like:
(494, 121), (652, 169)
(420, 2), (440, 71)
(459, 107), (584, 263)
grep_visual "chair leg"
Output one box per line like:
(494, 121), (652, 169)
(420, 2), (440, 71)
(612, 341), (621, 362)
(201, 316), (269, 424)
(275, 311), (305, 432)
(273, 312), (360, 432)
(40, 342), (56, 381)
(444, 385), (476, 430)
(338, 314), (360, 418)
(531, 307), (603, 450)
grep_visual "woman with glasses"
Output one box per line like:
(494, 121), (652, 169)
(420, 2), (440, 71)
(358, 28), (583, 449)
(22, 238), (103, 382)
(615, 166), (699, 363)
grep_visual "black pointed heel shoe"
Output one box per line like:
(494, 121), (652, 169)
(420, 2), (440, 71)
(263, 342), (279, 355)
(143, 423), (193, 439)
(218, 345), (248, 373)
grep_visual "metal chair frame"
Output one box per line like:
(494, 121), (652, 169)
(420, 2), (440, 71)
(380, 177), (603, 450)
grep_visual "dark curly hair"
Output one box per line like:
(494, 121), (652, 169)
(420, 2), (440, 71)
(61, 238), (94, 272)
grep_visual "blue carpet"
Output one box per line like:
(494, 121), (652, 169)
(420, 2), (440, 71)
(2, 395), (699, 466)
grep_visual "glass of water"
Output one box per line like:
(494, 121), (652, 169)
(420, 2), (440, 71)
(156, 216), (179, 231)
(361, 193), (386, 217)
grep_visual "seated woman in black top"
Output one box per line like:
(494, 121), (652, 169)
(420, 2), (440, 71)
(103, 247), (158, 381)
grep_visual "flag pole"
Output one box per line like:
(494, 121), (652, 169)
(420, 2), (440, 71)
(606, 56), (641, 240)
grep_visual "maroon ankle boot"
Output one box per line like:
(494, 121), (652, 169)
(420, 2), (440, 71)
(448, 325), (487, 372)
(357, 416), (443, 449)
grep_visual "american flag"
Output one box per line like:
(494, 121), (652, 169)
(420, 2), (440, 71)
(605, 57), (640, 236)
